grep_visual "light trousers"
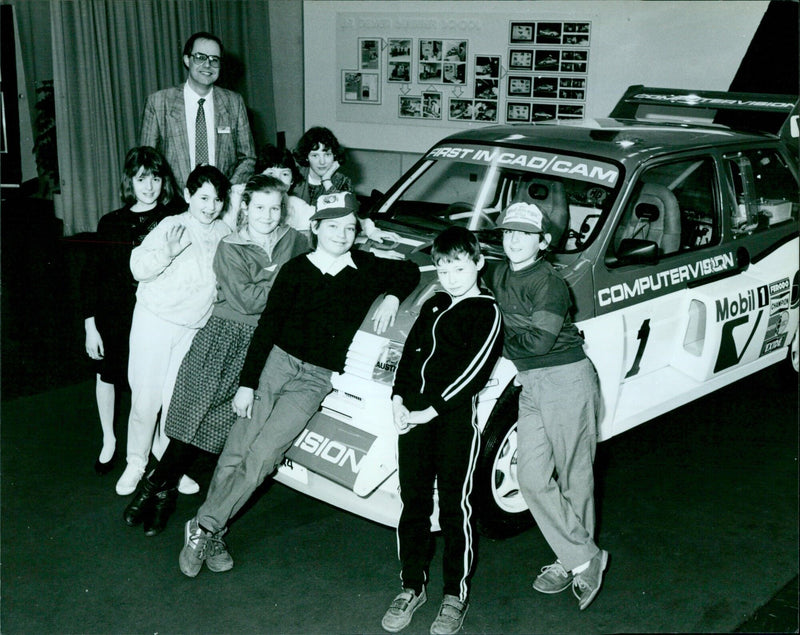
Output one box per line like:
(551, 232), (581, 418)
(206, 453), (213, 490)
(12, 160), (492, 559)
(516, 357), (601, 571)
(126, 303), (197, 468)
(197, 347), (333, 533)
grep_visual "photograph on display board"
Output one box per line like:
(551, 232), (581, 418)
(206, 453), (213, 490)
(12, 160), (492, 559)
(342, 71), (381, 104)
(449, 98), (474, 121)
(508, 49), (533, 71)
(422, 93), (442, 119)
(419, 39), (442, 61)
(419, 62), (442, 83)
(475, 78), (499, 100)
(510, 22), (535, 43)
(562, 50), (588, 62)
(563, 30), (590, 46)
(359, 38), (381, 70)
(533, 76), (558, 98)
(443, 62), (466, 84)
(560, 76), (586, 89)
(508, 76), (533, 97)
(536, 22), (562, 44)
(558, 103), (585, 118)
(475, 55), (500, 79)
(561, 61), (587, 73)
(532, 103), (557, 121)
(534, 49), (560, 70)
(399, 95), (422, 118)
(559, 88), (585, 101)
(443, 40), (467, 63)
(474, 100), (498, 122)
(506, 102), (531, 122)
(388, 61), (411, 82)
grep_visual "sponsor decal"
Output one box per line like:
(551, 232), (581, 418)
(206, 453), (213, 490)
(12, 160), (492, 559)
(425, 145), (619, 186)
(373, 340), (404, 384)
(715, 285), (769, 322)
(770, 295), (790, 315)
(764, 311), (790, 341)
(631, 93), (795, 111)
(598, 252), (736, 307)
(769, 278), (791, 296)
(761, 332), (788, 356)
(284, 416), (376, 489)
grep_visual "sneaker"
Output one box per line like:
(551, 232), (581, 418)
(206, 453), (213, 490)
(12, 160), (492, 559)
(179, 518), (234, 577)
(381, 588), (427, 632)
(115, 462), (145, 495)
(572, 549), (609, 610)
(430, 595), (468, 635)
(204, 528), (234, 573)
(177, 474), (200, 495)
(533, 560), (573, 594)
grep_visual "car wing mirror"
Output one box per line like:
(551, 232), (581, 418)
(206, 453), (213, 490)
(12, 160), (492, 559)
(605, 238), (659, 267)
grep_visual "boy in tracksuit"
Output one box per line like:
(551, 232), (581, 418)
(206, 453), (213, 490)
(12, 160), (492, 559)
(382, 226), (503, 635)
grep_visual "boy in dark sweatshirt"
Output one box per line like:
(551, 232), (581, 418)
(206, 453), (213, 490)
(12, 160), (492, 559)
(486, 201), (607, 611)
(178, 191), (420, 577)
(382, 227), (502, 635)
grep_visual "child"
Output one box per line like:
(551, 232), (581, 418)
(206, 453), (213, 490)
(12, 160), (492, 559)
(177, 191), (420, 577)
(292, 126), (395, 242)
(122, 174), (308, 536)
(81, 146), (176, 474)
(381, 226), (502, 635)
(116, 165), (231, 497)
(485, 202), (607, 611)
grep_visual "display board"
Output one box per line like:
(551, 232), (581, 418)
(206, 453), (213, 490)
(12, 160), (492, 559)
(304, 1), (767, 153)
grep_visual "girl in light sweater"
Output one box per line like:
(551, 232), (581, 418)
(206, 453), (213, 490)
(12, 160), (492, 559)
(116, 165), (231, 497)
(122, 175), (308, 535)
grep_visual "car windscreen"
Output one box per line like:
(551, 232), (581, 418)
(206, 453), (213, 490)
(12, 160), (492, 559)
(374, 143), (621, 254)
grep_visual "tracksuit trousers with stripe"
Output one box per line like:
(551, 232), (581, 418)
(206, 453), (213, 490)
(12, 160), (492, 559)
(396, 401), (480, 602)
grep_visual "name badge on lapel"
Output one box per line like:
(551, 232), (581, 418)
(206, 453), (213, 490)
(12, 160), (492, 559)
(217, 126), (231, 134)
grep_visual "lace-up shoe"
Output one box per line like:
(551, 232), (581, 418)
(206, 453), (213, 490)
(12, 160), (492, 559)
(533, 560), (573, 594)
(572, 549), (609, 610)
(179, 518), (234, 577)
(429, 595), (468, 634)
(381, 587), (426, 632)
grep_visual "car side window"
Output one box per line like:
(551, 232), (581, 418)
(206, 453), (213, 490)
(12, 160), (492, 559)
(612, 157), (719, 258)
(725, 148), (799, 237)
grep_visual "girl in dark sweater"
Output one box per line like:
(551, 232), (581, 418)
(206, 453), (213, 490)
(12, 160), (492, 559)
(81, 147), (176, 475)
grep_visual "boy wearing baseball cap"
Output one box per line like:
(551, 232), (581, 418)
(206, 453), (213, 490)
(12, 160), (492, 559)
(485, 201), (608, 610)
(178, 191), (420, 576)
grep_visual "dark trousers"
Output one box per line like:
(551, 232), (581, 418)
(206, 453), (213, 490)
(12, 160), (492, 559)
(396, 400), (480, 602)
(150, 439), (213, 488)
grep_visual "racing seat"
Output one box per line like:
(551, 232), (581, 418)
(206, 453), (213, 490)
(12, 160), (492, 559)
(512, 177), (569, 248)
(618, 182), (682, 255)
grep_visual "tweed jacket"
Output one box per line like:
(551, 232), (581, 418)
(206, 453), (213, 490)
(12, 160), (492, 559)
(140, 84), (256, 190)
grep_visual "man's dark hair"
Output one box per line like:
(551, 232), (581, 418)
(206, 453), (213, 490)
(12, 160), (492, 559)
(183, 32), (224, 58)
(431, 226), (482, 265)
(294, 127), (346, 167)
(185, 164), (230, 201)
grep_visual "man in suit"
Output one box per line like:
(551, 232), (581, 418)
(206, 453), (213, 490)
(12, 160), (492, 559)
(141, 32), (255, 191)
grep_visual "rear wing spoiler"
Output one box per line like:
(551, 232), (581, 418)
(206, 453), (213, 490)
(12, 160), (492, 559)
(610, 85), (798, 136)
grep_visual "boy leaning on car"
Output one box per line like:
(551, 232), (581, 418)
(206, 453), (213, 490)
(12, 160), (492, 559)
(381, 227), (503, 635)
(485, 201), (609, 611)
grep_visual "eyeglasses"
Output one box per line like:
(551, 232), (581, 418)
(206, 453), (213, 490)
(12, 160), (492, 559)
(189, 52), (221, 68)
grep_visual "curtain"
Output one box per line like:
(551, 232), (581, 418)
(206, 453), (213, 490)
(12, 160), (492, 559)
(50, 0), (275, 235)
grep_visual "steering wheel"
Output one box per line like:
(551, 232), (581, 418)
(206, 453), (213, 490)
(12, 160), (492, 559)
(444, 202), (497, 230)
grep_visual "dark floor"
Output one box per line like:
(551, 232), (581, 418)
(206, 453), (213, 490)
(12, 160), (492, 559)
(1, 191), (798, 633)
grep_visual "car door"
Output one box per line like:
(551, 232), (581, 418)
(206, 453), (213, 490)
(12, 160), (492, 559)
(589, 149), (798, 439)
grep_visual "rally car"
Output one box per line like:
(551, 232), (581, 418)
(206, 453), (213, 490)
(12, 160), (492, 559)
(276, 86), (799, 538)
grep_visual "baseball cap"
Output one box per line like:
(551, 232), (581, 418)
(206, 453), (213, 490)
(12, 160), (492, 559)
(310, 191), (360, 221)
(496, 202), (549, 234)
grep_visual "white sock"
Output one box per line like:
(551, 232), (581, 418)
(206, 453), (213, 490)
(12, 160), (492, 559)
(572, 560), (590, 575)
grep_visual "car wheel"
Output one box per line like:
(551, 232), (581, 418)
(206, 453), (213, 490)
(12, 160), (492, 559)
(474, 384), (535, 539)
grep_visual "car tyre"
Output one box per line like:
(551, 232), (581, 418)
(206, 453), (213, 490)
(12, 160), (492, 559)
(474, 383), (535, 539)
